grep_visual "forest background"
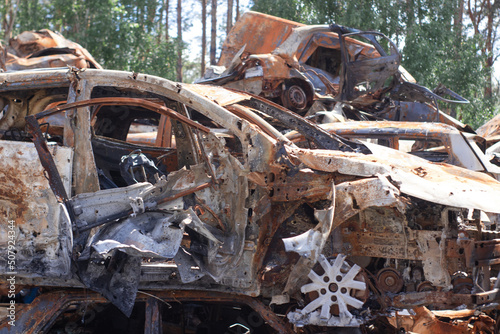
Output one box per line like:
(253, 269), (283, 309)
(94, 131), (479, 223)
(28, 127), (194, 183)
(0, 0), (499, 128)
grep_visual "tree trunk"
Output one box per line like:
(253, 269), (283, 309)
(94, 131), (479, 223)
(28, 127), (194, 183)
(201, 0), (207, 75)
(235, 0), (240, 21)
(405, 0), (415, 41)
(2, 0), (20, 44)
(177, 0), (183, 82)
(467, 0), (499, 98)
(210, 0), (217, 65)
(454, 0), (463, 40)
(484, 0), (496, 97)
(165, 0), (169, 41)
(227, 0), (233, 34)
(158, 1), (164, 44)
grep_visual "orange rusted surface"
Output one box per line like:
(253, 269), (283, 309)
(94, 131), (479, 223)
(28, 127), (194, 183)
(203, 11), (472, 133)
(218, 11), (304, 67)
(2, 68), (500, 332)
(127, 131), (157, 145)
(0, 140), (73, 278)
(388, 306), (472, 333)
(183, 83), (251, 106)
(477, 113), (500, 144)
(0, 141), (72, 225)
(256, 54), (291, 79)
(2, 29), (101, 71)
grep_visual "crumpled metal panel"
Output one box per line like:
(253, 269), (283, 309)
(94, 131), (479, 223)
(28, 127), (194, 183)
(477, 113), (500, 144)
(87, 212), (188, 259)
(2, 29), (102, 71)
(286, 143), (500, 213)
(0, 140), (73, 278)
(332, 176), (405, 229)
(77, 211), (191, 317)
(218, 11), (304, 68)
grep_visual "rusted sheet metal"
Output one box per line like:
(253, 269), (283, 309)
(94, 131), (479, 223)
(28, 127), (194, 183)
(4, 68), (500, 330)
(225, 104), (286, 140)
(286, 143), (500, 213)
(477, 113), (500, 144)
(144, 297), (162, 334)
(264, 169), (333, 202)
(474, 288), (500, 304)
(0, 289), (293, 334)
(275, 25), (382, 67)
(390, 291), (473, 309)
(343, 231), (443, 260)
(67, 76), (100, 195)
(2, 29), (101, 71)
(332, 176), (405, 230)
(472, 239), (500, 266)
(252, 202), (300, 273)
(218, 11), (304, 67)
(286, 120), (499, 176)
(203, 11), (470, 132)
(387, 306), (476, 333)
(243, 95), (360, 151)
(183, 82), (252, 106)
(253, 54), (291, 79)
(0, 69), (71, 94)
(316, 120), (461, 133)
(0, 139), (73, 278)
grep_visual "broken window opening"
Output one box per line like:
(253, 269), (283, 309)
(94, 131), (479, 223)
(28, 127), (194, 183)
(399, 138), (450, 163)
(305, 46), (342, 78)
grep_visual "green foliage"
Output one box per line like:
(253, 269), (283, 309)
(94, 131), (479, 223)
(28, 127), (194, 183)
(251, 0), (305, 23)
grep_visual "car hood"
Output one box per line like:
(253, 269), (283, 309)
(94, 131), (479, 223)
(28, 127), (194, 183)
(286, 142), (500, 213)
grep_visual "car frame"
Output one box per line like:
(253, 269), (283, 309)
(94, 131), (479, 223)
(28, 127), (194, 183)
(1, 68), (500, 332)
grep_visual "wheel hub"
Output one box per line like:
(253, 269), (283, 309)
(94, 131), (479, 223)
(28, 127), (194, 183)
(287, 254), (367, 327)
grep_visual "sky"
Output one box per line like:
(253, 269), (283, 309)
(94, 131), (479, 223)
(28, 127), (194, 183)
(182, 0), (252, 62)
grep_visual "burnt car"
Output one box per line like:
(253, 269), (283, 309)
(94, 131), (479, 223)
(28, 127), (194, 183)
(0, 29), (102, 71)
(286, 121), (500, 179)
(1, 69), (500, 333)
(199, 11), (470, 131)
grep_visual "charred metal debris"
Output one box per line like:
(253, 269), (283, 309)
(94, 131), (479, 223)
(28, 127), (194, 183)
(0, 24), (500, 334)
(199, 11), (471, 134)
(0, 29), (101, 72)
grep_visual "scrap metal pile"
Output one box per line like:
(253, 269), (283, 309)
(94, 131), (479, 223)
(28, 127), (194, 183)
(1, 13), (500, 334)
(0, 29), (101, 71)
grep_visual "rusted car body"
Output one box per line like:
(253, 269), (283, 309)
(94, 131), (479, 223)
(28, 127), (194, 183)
(286, 121), (500, 179)
(1, 69), (500, 333)
(0, 29), (102, 71)
(199, 11), (470, 132)
(478, 113), (500, 148)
